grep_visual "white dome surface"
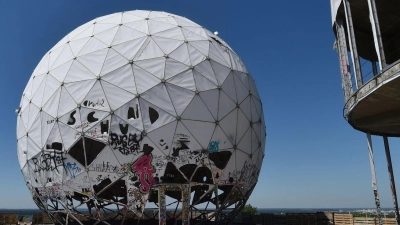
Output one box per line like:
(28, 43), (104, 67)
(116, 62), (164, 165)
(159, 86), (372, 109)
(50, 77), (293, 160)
(16, 10), (266, 223)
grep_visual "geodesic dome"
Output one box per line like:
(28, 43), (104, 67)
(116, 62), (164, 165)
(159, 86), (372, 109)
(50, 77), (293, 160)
(16, 10), (266, 225)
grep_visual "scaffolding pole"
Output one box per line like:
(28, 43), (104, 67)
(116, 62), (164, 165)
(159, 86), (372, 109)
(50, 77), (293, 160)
(372, 61), (378, 76)
(343, 0), (363, 88)
(335, 20), (354, 102)
(367, 0), (386, 70)
(367, 133), (383, 225)
(383, 136), (400, 224)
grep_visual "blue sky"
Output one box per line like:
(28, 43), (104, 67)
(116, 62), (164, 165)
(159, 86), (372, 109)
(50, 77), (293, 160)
(1, 0), (400, 209)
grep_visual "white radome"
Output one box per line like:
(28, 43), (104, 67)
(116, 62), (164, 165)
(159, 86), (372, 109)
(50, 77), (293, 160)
(16, 10), (266, 223)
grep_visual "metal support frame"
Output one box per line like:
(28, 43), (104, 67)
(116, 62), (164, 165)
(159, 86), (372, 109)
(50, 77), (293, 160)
(367, 0), (386, 70)
(343, 0), (363, 88)
(157, 184), (190, 225)
(33, 182), (251, 225)
(383, 136), (400, 224)
(158, 187), (167, 225)
(335, 20), (354, 102)
(366, 133), (383, 225)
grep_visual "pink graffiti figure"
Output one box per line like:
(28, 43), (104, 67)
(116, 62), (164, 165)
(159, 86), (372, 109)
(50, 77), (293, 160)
(131, 154), (158, 193)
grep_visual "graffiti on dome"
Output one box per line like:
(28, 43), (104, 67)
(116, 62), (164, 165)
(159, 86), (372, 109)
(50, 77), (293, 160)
(159, 139), (168, 150)
(110, 123), (143, 155)
(208, 141), (219, 153)
(127, 104), (140, 120)
(87, 161), (124, 176)
(129, 144), (158, 194)
(65, 162), (82, 179)
(67, 110), (99, 126)
(32, 150), (65, 173)
(46, 183), (64, 200)
(83, 99), (105, 108)
(127, 188), (146, 215)
(171, 134), (190, 157)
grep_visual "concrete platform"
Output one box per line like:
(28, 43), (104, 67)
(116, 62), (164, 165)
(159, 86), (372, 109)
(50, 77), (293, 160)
(345, 61), (400, 136)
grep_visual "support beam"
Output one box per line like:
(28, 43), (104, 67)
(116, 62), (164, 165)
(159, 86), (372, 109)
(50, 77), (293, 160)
(367, 133), (383, 225)
(158, 185), (190, 225)
(372, 61), (378, 76)
(335, 20), (354, 102)
(182, 185), (190, 225)
(158, 187), (166, 225)
(383, 136), (400, 224)
(344, 0), (363, 88)
(367, 0), (386, 70)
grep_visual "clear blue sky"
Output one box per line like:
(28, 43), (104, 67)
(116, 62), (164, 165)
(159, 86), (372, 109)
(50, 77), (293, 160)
(1, 0), (400, 209)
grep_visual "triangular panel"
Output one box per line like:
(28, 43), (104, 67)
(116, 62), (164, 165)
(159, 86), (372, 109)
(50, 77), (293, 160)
(112, 37), (147, 60)
(81, 81), (111, 111)
(64, 79), (96, 105)
(136, 39), (165, 61)
(168, 43), (190, 66)
(141, 84), (176, 116)
(101, 81), (136, 110)
(132, 64), (160, 94)
(135, 57), (166, 79)
(181, 95), (214, 122)
(219, 109), (237, 145)
(193, 70), (217, 92)
(113, 98), (143, 131)
(181, 120), (215, 150)
(165, 83), (195, 116)
(64, 59), (97, 83)
(101, 64), (137, 94)
(78, 48), (109, 76)
(139, 98), (176, 132)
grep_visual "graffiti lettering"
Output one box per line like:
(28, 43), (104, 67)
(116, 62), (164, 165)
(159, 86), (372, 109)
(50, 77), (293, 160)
(67, 110), (98, 125)
(88, 161), (124, 176)
(74, 121), (90, 130)
(87, 111), (98, 123)
(87, 127), (108, 141)
(68, 110), (77, 125)
(65, 162), (82, 179)
(131, 154), (158, 193)
(100, 120), (109, 134)
(32, 150), (65, 173)
(47, 119), (55, 124)
(119, 124), (129, 135)
(128, 104), (140, 120)
(110, 132), (143, 155)
(83, 99), (105, 108)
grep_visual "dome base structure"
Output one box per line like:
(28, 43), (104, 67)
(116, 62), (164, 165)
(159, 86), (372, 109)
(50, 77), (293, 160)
(16, 10), (266, 225)
(33, 183), (254, 225)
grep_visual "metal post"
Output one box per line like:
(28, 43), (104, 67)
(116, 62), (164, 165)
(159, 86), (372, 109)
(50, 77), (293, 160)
(372, 61), (378, 76)
(158, 187), (166, 225)
(383, 136), (400, 224)
(367, 0), (386, 70)
(335, 20), (354, 102)
(343, 0), (363, 88)
(181, 185), (190, 225)
(367, 133), (383, 225)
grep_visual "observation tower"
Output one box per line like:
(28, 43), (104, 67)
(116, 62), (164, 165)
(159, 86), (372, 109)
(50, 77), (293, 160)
(331, 0), (400, 224)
